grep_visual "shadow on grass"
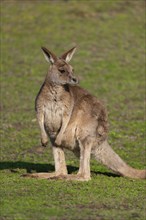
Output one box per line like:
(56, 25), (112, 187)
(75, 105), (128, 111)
(0, 161), (119, 177)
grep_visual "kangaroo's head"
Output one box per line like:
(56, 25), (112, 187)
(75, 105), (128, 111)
(41, 46), (78, 85)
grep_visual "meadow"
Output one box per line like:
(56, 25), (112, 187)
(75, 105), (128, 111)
(0, 1), (145, 219)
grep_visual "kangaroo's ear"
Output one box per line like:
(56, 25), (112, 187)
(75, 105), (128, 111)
(41, 47), (57, 64)
(61, 46), (76, 63)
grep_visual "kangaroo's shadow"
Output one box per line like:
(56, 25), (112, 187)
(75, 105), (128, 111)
(0, 161), (77, 174)
(0, 161), (119, 177)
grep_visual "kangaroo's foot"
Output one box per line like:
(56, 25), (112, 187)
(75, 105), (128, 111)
(48, 174), (91, 181)
(21, 172), (57, 179)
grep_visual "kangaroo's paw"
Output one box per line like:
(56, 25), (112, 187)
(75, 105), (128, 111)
(21, 172), (57, 179)
(55, 135), (62, 146)
(41, 137), (48, 147)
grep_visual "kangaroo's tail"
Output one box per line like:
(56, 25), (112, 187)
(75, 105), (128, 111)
(93, 140), (146, 179)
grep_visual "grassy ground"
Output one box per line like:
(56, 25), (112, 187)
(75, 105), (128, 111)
(0, 0), (145, 219)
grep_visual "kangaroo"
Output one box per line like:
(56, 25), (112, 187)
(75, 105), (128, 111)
(25, 46), (146, 181)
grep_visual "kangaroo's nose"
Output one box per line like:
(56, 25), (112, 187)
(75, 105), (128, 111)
(72, 77), (78, 84)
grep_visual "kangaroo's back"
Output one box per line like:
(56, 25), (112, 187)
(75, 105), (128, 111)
(69, 85), (108, 142)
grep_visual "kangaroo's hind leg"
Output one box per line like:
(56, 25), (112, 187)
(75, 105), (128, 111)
(22, 146), (68, 179)
(49, 136), (93, 181)
(52, 146), (68, 175)
(76, 136), (93, 180)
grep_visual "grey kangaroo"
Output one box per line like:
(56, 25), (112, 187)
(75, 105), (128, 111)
(25, 46), (145, 180)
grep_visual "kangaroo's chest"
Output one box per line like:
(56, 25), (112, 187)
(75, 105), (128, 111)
(44, 100), (63, 136)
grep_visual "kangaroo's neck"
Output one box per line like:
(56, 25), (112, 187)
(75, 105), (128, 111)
(44, 81), (70, 100)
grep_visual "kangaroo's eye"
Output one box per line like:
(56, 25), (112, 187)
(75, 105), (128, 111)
(59, 69), (65, 74)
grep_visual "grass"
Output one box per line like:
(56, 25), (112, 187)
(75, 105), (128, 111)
(0, 0), (145, 219)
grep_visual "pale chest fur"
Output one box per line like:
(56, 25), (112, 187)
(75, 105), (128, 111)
(44, 100), (64, 136)
(36, 84), (72, 138)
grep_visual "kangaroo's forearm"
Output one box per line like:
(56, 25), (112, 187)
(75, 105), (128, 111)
(55, 112), (71, 146)
(37, 111), (48, 146)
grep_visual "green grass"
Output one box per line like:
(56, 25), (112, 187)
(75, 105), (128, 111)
(0, 0), (145, 219)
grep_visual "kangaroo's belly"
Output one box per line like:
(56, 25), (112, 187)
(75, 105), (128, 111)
(44, 102), (63, 137)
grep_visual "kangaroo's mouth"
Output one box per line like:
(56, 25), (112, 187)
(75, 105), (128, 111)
(59, 78), (79, 86)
